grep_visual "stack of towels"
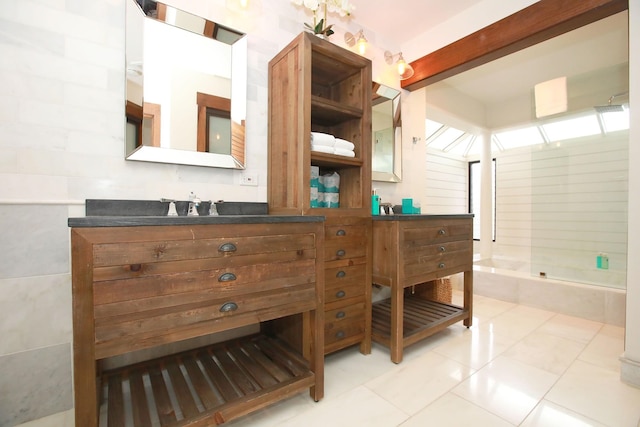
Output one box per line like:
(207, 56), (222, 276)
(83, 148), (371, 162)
(310, 132), (355, 158)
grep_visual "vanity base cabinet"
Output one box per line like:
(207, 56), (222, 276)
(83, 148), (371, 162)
(323, 216), (372, 355)
(371, 215), (473, 363)
(70, 221), (324, 427)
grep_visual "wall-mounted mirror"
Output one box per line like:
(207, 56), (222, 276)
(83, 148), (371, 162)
(372, 83), (402, 182)
(125, 0), (247, 168)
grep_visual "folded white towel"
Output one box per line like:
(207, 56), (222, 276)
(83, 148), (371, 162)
(334, 138), (355, 151)
(334, 148), (356, 158)
(311, 144), (334, 154)
(310, 132), (336, 146)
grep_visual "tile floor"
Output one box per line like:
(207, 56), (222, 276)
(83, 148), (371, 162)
(19, 292), (640, 427)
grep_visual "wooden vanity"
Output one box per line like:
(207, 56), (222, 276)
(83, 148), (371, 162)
(69, 215), (325, 426)
(371, 215), (473, 363)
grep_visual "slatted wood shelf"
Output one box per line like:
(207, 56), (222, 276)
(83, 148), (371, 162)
(99, 334), (315, 427)
(371, 296), (469, 348)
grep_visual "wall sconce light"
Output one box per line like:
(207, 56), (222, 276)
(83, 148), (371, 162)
(345, 29), (368, 55)
(385, 51), (414, 80)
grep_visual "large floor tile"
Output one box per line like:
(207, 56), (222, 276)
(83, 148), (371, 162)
(399, 393), (514, 427)
(521, 400), (609, 427)
(578, 324), (625, 373)
(452, 355), (558, 425)
(366, 351), (474, 415)
(273, 385), (409, 427)
(482, 305), (556, 342)
(502, 330), (585, 375)
(323, 344), (398, 397)
(433, 323), (516, 370)
(545, 359), (640, 427)
(537, 313), (603, 344)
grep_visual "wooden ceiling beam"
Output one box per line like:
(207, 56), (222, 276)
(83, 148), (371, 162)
(401, 0), (629, 92)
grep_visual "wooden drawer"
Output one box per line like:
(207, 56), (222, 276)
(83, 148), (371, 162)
(324, 222), (369, 261)
(324, 302), (366, 349)
(324, 258), (367, 304)
(401, 220), (472, 246)
(402, 240), (472, 282)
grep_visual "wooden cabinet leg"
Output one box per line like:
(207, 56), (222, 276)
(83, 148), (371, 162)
(463, 270), (473, 327)
(390, 285), (404, 363)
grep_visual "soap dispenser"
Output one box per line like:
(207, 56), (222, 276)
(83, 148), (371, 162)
(371, 189), (380, 216)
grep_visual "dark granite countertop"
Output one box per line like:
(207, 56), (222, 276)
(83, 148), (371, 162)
(372, 214), (474, 221)
(68, 215), (325, 228)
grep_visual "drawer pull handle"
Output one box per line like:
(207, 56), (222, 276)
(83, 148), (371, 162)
(336, 249), (346, 257)
(439, 246), (446, 252)
(438, 263), (446, 269)
(130, 263), (142, 272)
(336, 270), (346, 278)
(219, 302), (238, 312)
(336, 229), (346, 236)
(219, 243), (237, 253)
(335, 331), (345, 339)
(218, 272), (237, 282)
(336, 290), (346, 298)
(438, 229), (446, 235)
(336, 311), (346, 319)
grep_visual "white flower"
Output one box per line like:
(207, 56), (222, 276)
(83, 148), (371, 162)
(290, 0), (303, 5)
(303, 0), (320, 11)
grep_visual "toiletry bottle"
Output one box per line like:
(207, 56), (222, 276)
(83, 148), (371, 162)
(372, 189), (380, 216)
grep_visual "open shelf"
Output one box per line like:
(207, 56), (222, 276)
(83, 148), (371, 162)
(371, 296), (469, 344)
(99, 334), (315, 427)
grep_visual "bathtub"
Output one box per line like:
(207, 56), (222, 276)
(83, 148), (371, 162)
(471, 257), (626, 326)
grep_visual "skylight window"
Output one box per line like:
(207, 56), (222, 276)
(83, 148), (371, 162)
(541, 115), (601, 142)
(494, 126), (544, 149)
(600, 108), (629, 133)
(425, 119), (445, 139)
(427, 127), (465, 150)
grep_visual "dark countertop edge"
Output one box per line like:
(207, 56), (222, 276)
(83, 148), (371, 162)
(68, 215), (325, 228)
(372, 214), (474, 221)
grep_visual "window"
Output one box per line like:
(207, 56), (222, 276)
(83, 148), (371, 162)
(469, 159), (496, 241)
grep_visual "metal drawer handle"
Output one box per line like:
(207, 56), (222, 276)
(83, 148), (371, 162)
(439, 246), (446, 252)
(336, 270), (346, 278)
(220, 302), (238, 312)
(438, 263), (446, 269)
(336, 249), (346, 257)
(336, 229), (346, 236)
(218, 272), (237, 282)
(336, 290), (346, 298)
(218, 243), (237, 253)
(438, 229), (446, 235)
(335, 331), (345, 339)
(336, 311), (346, 319)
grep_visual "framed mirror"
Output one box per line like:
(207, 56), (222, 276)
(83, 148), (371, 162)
(125, 0), (248, 168)
(372, 83), (402, 182)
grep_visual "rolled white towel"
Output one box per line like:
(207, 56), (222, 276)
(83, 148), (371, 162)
(334, 148), (356, 158)
(310, 132), (336, 146)
(334, 138), (355, 151)
(311, 144), (334, 154)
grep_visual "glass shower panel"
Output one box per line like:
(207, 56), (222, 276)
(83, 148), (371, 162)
(530, 132), (628, 289)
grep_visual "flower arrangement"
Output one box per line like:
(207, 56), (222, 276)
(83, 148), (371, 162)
(291, 0), (355, 38)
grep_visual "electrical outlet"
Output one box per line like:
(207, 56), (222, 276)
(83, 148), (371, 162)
(240, 173), (258, 186)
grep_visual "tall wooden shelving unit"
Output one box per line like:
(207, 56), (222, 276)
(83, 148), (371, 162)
(268, 32), (373, 355)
